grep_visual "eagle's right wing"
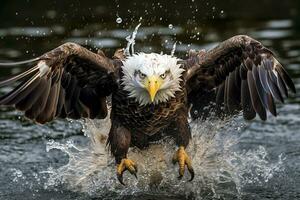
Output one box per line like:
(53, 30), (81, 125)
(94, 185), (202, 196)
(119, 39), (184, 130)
(0, 42), (119, 123)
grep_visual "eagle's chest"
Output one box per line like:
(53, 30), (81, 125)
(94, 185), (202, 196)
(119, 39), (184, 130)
(111, 89), (186, 135)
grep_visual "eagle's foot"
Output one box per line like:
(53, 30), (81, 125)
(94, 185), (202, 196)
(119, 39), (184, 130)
(117, 158), (138, 185)
(172, 146), (194, 181)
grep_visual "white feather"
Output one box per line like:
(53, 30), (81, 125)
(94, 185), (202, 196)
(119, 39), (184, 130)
(121, 53), (184, 105)
(38, 61), (50, 77)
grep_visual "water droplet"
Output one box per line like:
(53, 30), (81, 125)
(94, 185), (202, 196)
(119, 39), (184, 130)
(168, 24), (173, 29)
(116, 17), (122, 24)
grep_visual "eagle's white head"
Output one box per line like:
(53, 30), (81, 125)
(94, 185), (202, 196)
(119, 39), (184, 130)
(121, 53), (184, 105)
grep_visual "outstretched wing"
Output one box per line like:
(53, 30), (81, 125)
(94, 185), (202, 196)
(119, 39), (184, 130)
(184, 35), (296, 120)
(0, 42), (119, 123)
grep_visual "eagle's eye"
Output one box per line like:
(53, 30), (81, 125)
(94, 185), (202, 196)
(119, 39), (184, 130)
(160, 70), (170, 79)
(160, 73), (166, 79)
(136, 70), (146, 79)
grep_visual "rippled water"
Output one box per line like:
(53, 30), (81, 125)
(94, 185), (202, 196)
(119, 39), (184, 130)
(0, 0), (300, 199)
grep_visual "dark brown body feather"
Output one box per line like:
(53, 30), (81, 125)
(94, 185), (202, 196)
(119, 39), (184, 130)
(110, 81), (188, 150)
(112, 84), (186, 136)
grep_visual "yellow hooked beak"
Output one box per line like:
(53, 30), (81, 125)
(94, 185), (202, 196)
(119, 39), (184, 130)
(145, 76), (162, 102)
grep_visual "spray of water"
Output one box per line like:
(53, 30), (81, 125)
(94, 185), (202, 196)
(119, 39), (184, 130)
(39, 110), (284, 199)
(171, 41), (177, 57)
(125, 23), (141, 56)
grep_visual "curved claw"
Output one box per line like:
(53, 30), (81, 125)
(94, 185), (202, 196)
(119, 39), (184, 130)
(188, 166), (195, 181)
(116, 158), (138, 185)
(173, 146), (195, 181)
(117, 173), (126, 185)
(132, 165), (138, 179)
(178, 174), (183, 180)
(133, 171), (138, 179)
(177, 167), (194, 181)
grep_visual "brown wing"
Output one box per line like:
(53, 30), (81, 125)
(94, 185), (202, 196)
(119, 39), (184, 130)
(0, 42), (119, 124)
(184, 35), (296, 121)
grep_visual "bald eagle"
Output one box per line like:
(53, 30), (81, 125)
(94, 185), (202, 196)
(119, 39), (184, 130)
(0, 35), (296, 185)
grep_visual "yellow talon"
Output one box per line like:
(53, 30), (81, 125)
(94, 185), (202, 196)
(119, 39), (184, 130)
(117, 158), (138, 185)
(172, 146), (194, 181)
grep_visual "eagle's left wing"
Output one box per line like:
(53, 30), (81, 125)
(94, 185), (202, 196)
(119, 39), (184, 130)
(184, 35), (296, 120)
(0, 43), (119, 124)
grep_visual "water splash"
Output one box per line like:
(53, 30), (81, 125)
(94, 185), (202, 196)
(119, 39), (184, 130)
(41, 113), (285, 199)
(116, 17), (122, 24)
(171, 41), (177, 57)
(10, 168), (25, 182)
(125, 23), (141, 56)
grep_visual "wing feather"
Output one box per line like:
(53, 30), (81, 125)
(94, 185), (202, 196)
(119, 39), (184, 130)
(216, 82), (225, 105)
(0, 42), (119, 124)
(247, 71), (267, 120)
(185, 35), (295, 121)
(25, 76), (52, 120)
(227, 71), (240, 113)
(252, 64), (269, 109)
(15, 77), (43, 111)
(276, 65), (296, 93)
(241, 80), (256, 120)
(0, 72), (40, 105)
